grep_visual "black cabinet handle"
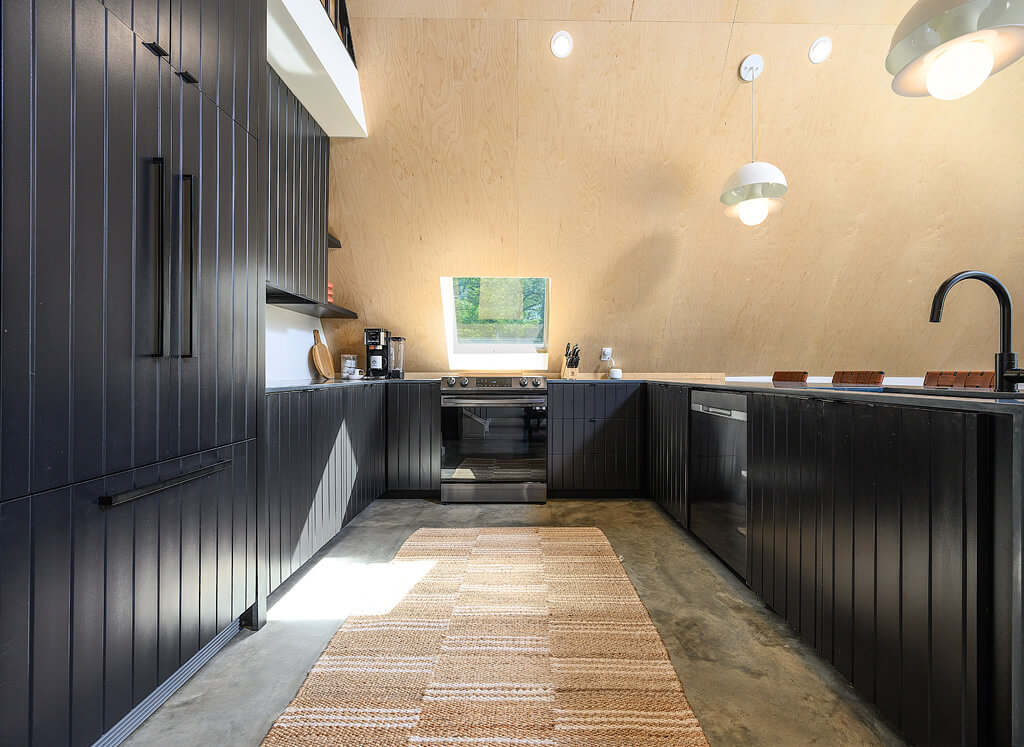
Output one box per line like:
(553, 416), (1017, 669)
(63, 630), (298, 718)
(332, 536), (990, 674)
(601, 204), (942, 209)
(181, 173), (196, 358)
(152, 157), (168, 357)
(98, 460), (231, 508)
(175, 70), (198, 85)
(143, 41), (169, 58)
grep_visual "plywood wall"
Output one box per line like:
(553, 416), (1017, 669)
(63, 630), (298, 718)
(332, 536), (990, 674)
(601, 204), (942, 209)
(325, 4), (1024, 376)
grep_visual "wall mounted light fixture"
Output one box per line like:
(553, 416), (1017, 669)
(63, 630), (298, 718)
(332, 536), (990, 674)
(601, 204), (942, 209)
(551, 30), (573, 58)
(720, 55), (788, 227)
(887, 0), (1024, 99)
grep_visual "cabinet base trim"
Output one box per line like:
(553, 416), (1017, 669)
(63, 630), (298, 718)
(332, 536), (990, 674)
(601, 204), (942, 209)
(93, 618), (241, 747)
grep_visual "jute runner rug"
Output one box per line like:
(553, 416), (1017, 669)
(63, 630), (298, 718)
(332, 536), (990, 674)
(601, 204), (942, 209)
(263, 526), (709, 746)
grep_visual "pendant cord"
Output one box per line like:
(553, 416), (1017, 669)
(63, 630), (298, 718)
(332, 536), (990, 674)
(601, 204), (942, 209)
(751, 78), (756, 163)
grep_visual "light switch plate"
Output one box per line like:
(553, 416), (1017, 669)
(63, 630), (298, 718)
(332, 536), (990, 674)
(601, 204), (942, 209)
(601, 347), (612, 361)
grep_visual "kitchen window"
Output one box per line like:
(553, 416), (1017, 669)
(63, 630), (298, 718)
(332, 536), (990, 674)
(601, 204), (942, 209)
(440, 277), (550, 370)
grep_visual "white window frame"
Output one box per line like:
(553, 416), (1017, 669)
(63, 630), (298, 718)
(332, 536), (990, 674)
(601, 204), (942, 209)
(440, 277), (550, 371)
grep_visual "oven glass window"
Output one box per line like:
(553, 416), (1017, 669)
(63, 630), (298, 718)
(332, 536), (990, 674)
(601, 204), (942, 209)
(441, 403), (547, 482)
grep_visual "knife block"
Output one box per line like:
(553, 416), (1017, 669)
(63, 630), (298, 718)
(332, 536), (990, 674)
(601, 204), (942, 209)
(560, 359), (579, 380)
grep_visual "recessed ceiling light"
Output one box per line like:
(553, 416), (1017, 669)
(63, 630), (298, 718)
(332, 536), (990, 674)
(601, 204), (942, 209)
(809, 36), (833, 64)
(551, 30), (573, 59)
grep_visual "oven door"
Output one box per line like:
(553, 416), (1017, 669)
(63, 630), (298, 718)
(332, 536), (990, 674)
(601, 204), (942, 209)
(440, 394), (547, 502)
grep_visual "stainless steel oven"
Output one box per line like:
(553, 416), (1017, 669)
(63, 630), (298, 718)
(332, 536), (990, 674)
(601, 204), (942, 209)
(440, 375), (547, 503)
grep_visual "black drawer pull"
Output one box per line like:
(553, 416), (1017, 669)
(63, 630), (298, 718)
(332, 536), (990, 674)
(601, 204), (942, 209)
(143, 41), (169, 58)
(176, 70), (198, 85)
(99, 460), (231, 508)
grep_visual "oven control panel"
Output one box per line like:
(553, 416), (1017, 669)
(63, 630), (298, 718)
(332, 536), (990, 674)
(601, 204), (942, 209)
(441, 375), (547, 391)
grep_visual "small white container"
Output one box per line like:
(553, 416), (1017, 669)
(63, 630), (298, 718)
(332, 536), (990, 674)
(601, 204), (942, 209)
(609, 368), (623, 379)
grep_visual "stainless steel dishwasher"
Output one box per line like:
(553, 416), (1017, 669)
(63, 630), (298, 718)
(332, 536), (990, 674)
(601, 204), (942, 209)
(688, 390), (748, 579)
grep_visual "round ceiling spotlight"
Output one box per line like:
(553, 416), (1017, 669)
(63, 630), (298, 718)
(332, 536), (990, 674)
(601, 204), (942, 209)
(809, 36), (833, 64)
(719, 54), (788, 227)
(886, 0), (1024, 99)
(550, 30), (573, 59)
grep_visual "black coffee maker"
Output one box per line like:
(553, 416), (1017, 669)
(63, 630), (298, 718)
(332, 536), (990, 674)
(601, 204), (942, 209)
(364, 328), (391, 378)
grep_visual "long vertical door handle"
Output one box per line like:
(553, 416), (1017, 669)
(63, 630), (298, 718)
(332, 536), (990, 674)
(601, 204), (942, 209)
(152, 157), (168, 357)
(181, 173), (196, 357)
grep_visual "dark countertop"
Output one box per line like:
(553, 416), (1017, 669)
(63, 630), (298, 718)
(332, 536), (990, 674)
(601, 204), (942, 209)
(265, 375), (1024, 413)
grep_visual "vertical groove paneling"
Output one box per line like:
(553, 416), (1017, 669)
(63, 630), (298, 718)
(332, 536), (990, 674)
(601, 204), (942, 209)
(264, 386), (386, 591)
(386, 383), (441, 493)
(265, 66), (328, 300)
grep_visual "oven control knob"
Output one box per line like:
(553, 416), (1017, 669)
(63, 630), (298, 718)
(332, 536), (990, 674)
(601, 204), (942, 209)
(459, 377), (470, 387)
(519, 377), (528, 387)
(532, 378), (541, 387)
(445, 376), (456, 387)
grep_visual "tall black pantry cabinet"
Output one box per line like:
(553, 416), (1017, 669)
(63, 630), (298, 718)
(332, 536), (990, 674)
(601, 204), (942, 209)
(0, 2), (267, 745)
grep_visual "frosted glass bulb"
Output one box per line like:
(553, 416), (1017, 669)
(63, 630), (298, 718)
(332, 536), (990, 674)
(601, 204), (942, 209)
(925, 41), (994, 100)
(737, 198), (771, 226)
(550, 31), (573, 59)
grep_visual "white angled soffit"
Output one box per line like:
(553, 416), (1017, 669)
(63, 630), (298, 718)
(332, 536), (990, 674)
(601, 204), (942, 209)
(267, 0), (367, 137)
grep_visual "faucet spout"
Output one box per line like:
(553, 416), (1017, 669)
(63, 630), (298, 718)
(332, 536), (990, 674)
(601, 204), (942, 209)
(929, 270), (1021, 392)
(930, 270), (1013, 354)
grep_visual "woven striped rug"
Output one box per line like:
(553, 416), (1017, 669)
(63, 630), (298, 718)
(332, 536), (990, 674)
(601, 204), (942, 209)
(263, 527), (708, 746)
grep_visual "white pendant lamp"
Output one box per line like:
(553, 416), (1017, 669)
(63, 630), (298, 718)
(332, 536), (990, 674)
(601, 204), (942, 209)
(720, 55), (787, 227)
(886, 0), (1024, 99)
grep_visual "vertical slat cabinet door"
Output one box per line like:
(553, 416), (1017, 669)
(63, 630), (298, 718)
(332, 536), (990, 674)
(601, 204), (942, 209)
(132, 38), (172, 469)
(786, 397), (802, 633)
(26, 1), (74, 497)
(930, 411), (966, 744)
(900, 408), (931, 747)
(798, 398), (820, 646)
(429, 384), (442, 490)
(132, 465), (162, 708)
(873, 405), (902, 728)
(198, 93), (220, 451)
(179, 452), (204, 664)
(158, 465), (183, 683)
(771, 397), (788, 619)
(70, 0), (108, 491)
(216, 108), (235, 447)
(266, 394), (283, 593)
(0, 0), (33, 500)
(30, 488), (73, 744)
(70, 480), (106, 747)
(0, 496), (32, 744)
(851, 404), (877, 701)
(231, 120), (250, 445)
(177, 74), (203, 457)
(246, 132), (260, 441)
(748, 395), (763, 596)
(831, 402), (855, 683)
(818, 400), (836, 665)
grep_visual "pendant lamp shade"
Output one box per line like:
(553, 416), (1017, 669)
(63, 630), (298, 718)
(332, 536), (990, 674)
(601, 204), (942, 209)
(886, 0), (1024, 98)
(720, 162), (788, 227)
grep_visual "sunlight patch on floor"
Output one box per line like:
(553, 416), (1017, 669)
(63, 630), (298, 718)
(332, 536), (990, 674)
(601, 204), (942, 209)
(267, 558), (436, 621)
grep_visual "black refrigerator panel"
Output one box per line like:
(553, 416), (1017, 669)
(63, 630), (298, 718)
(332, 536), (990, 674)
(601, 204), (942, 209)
(688, 390), (748, 579)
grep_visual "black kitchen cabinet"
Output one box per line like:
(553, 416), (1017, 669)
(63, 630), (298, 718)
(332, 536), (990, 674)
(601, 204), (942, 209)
(1, 3), (260, 502)
(267, 65), (330, 303)
(548, 381), (645, 496)
(748, 394), (1000, 746)
(386, 382), (441, 494)
(0, 440), (256, 746)
(264, 385), (386, 593)
(646, 383), (688, 522)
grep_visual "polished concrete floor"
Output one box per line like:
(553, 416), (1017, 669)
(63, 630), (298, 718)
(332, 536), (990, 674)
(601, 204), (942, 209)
(127, 498), (905, 746)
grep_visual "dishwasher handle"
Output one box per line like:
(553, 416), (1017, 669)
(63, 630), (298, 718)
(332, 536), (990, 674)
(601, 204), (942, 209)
(690, 402), (747, 422)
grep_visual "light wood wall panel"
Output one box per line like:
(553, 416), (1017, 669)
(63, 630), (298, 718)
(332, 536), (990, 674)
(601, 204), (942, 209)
(326, 15), (1024, 376)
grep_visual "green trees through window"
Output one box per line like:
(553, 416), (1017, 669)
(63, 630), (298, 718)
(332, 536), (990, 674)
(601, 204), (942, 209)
(451, 277), (548, 347)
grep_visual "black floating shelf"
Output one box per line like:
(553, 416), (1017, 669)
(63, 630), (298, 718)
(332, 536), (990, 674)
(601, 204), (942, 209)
(327, 232), (342, 248)
(266, 284), (358, 319)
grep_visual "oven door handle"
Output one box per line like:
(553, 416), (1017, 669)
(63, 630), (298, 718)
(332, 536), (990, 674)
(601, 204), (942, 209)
(441, 396), (547, 408)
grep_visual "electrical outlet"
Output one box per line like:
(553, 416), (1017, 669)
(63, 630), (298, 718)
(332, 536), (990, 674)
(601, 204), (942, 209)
(601, 347), (612, 361)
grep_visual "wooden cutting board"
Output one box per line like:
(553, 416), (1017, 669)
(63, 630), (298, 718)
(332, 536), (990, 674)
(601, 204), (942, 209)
(311, 330), (335, 379)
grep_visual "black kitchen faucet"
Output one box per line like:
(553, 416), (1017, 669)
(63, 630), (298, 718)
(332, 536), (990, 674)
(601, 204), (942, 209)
(929, 270), (1024, 393)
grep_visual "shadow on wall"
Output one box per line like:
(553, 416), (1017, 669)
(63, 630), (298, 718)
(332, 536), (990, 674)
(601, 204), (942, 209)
(264, 386), (386, 596)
